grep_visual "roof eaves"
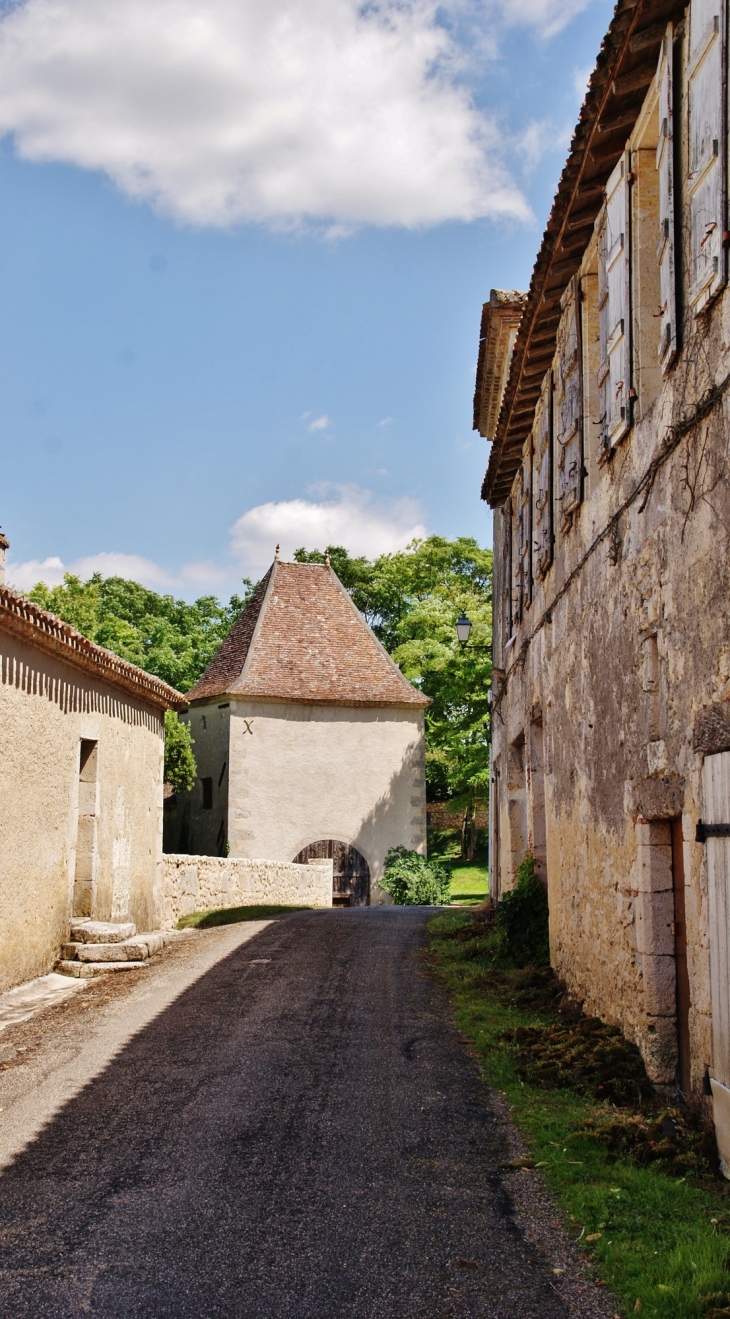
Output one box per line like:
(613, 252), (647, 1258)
(0, 586), (186, 711)
(481, 0), (683, 507)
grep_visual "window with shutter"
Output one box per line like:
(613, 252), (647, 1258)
(598, 153), (632, 452)
(512, 447), (532, 623)
(532, 371), (553, 580)
(555, 276), (583, 523)
(687, 0), (727, 312)
(657, 24), (678, 369)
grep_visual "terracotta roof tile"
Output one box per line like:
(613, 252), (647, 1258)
(186, 560), (428, 708)
(184, 569), (271, 704)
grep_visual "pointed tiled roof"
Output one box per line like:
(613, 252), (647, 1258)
(185, 560), (428, 708)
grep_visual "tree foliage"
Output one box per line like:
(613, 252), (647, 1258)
(379, 846), (451, 906)
(28, 574), (253, 693)
(164, 710), (197, 793)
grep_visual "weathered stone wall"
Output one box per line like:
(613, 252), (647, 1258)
(0, 630), (165, 992)
(489, 57), (730, 1089)
(159, 855), (333, 926)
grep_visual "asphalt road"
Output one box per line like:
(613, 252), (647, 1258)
(0, 909), (590, 1318)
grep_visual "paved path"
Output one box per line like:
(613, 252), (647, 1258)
(0, 910), (613, 1318)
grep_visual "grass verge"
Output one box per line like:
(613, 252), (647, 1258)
(176, 904), (310, 929)
(427, 828), (489, 905)
(428, 909), (730, 1319)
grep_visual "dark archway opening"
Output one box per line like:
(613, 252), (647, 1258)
(294, 840), (370, 907)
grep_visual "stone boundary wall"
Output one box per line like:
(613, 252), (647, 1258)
(427, 803), (488, 830)
(159, 855), (333, 928)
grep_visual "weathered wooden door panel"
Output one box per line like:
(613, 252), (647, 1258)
(295, 839), (370, 906)
(704, 751), (730, 1087)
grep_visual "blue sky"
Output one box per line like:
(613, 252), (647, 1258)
(0, 0), (613, 599)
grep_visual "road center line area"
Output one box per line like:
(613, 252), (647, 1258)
(0, 910), (614, 1318)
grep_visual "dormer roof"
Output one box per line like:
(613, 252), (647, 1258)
(185, 559), (429, 709)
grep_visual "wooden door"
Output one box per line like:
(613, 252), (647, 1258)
(704, 751), (730, 1086)
(294, 840), (370, 906)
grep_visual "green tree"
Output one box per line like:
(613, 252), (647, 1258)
(28, 574), (254, 692)
(164, 710), (197, 793)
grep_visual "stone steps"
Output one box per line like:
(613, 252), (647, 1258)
(55, 919), (172, 977)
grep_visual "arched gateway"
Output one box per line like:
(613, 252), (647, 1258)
(294, 840), (370, 907)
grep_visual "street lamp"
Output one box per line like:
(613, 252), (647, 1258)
(455, 611), (472, 646)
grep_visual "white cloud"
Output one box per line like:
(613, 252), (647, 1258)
(308, 414), (330, 432)
(0, 0), (532, 230)
(490, 0), (595, 39)
(377, 417), (394, 428)
(229, 484), (427, 571)
(6, 550), (227, 595)
(7, 485), (428, 598)
(573, 64), (592, 97)
(514, 117), (572, 175)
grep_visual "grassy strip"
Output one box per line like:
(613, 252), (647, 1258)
(427, 828), (489, 904)
(176, 904), (310, 929)
(428, 910), (730, 1319)
(447, 861), (489, 905)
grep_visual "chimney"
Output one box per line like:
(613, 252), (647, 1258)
(0, 531), (8, 586)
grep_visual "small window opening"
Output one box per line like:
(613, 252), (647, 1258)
(201, 777), (213, 810)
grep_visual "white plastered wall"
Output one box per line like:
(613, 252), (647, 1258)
(226, 700), (427, 901)
(0, 631), (165, 992)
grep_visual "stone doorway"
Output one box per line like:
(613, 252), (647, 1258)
(294, 840), (370, 907)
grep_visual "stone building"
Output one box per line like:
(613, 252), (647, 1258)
(0, 571), (185, 992)
(164, 553), (428, 905)
(477, 0), (730, 1153)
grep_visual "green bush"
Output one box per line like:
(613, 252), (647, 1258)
(379, 846), (451, 906)
(494, 853), (550, 967)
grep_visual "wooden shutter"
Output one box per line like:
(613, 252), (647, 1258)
(687, 0), (727, 313)
(656, 25), (678, 370)
(704, 751), (730, 1086)
(512, 448), (532, 623)
(532, 371), (553, 580)
(598, 153), (632, 452)
(501, 505), (513, 644)
(555, 276), (583, 522)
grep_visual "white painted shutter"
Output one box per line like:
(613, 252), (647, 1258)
(656, 25), (678, 370)
(532, 371), (553, 581)
(556, 276), (583, 519)
(687, 0), (727, 312)
(598, 153), (632, 451)
(704, 751), (730, 1086)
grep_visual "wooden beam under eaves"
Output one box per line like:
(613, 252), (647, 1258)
(612, 63), (655, 96)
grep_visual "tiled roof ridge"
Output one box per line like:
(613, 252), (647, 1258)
(184, 567), (272, 702)
(0, 585), (186, 710)
(482, 0), (685, 506)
